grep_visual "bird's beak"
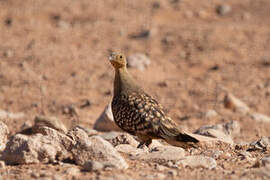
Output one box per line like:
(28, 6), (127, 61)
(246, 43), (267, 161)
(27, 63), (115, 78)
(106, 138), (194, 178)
(109, 53), (116, 61)
(109, 55), (113, 61)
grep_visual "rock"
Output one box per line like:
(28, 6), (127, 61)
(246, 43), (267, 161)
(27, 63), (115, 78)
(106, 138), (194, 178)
(203, 150), (223, 159)
(195, 121), (240, 136)
(0, 121), (9, 151)
(100, 131), (139, 147)
(250, 113), (270, 123)
(205, 109), (218, 118)
(134, 145), (185, 162)
(65, 167), (80, 176)
(177, 155), (217, 169)
(71, 135), (128, 169)
(216, 4), (232, 16)
(197, 129), (233, 144)
(238, 151), (254, 161)
(75, 126), (99, 136)
(261, 156), (270, 166)
(251, 168), (270, 178)
(194, 121), (240, 145)
(1, 127), (74, 165)
(129, 30), (150, 39)
(115, 144), (145, 155)
(33, 115), (68, 134)
(82, 160), (104, 171)
(224, 93), (250, 114)
(93, 104), (121, 132)
(248, 137), (270, 151)
(0, 109), (24, 119)
(127, 53), (151, 71)
(0, 160), (5, 168)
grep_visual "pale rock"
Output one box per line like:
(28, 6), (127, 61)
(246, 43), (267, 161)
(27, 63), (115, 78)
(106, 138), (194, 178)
(127, 53), (151, 71)
(82, 160), (104, 171)
(251, 168), (270, 178)
(194, 121), (240, 145)
(238, 151), (254, 161)
(100, 131), (139, 147)
(134, 145), (185, 162)
(261, 156), (270, 166)
(149, 140), (164, 149)
(115, 144), (145, 155)
(93, 104), (121, 132)
(205, 109), (218, 118)
(249, 137), (270, 151)
(203, 150), (223, 159)
(216, 4), (232, 16)
(33, 115), (68, 134)
(0, 121), (9, 151)
(65, 167), (80, 176)
(195, 121), (240, 137)
(250, 113), (270, 123)
(76, 126), (99, 136)
(71, 135), (128, 169)
(0, 160), (5, 168)
(0, 110), (24, 120)
(1, 127), (73, 164)
(224, 93), (250, 114)
(177, 155), (217, 169)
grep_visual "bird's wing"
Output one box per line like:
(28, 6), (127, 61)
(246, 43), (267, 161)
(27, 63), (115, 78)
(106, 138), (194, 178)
(134, 93), (199, 144)
(127, 93), (182, 137)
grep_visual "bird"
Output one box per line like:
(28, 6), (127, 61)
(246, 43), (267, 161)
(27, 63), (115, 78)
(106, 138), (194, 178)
(108, 52), (199, 149)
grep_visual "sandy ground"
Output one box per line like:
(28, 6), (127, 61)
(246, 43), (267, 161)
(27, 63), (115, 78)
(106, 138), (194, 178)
(0, 0), (270, 179)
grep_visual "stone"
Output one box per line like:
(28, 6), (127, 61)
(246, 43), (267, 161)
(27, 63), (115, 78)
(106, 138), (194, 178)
(203, 150), (223, 159)
(223, 93), (250, 114)
(33, 115), (68, 134)
(115, 144), (145, 155)
(249, 137), (270, 151)
(82, 160), (104, 171)
(195, 121), (240, 137)
(134, 145), (185, 162)
(71, 135), (128, 169)
(0, 110), (24, 120)
(205, 109), (218, 118)
(76, 126), (99, 136)
(0, 160), (5, 168)
(194, 121), (240, 145)
(127, 53), (151, 71)
(250, 113), (270, 123)
(1, 127), (74, 165)
(177, 155), (217, 169)
(261, 156), (270, 166)
(100, 131), (139, 147)
(238, 151), (254, 161)
(0, 121), (9, 151)
(251, 168), (270, 178)
(216, 4), (232, 16)
(65, 167), (80, 176)
(93, 104), (121, 132)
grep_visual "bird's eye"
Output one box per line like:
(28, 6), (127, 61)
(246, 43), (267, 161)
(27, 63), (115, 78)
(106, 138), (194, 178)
(119, 55), (122, 59)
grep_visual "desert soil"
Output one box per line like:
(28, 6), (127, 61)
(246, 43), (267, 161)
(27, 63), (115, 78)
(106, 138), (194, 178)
(0, 0), (270, 179)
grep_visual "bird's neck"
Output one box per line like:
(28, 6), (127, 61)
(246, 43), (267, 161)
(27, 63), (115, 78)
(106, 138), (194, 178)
(114, 67), (140, 96)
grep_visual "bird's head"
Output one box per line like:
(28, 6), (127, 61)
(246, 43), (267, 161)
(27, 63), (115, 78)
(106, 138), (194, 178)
(109, 52), (127, 69)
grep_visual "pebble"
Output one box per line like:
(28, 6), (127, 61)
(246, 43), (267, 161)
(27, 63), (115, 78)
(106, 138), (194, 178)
(216, 4), (232, 16)
(83, 160), (104, 171)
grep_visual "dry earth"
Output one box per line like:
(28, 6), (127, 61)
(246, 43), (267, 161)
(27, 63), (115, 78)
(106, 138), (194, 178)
(0, 0), (270, 179)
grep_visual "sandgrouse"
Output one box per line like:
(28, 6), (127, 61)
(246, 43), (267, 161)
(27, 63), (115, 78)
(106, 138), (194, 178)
(109, 52), (199, 148)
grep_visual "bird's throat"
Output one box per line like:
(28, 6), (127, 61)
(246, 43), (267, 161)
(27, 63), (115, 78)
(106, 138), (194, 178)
(113, 67), (139, 96)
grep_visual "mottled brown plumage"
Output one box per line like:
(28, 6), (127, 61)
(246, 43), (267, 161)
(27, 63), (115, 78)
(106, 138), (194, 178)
(109, 52), (199, 148)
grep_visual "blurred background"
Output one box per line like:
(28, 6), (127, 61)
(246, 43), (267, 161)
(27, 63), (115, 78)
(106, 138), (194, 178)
(0, 0), (270, 141)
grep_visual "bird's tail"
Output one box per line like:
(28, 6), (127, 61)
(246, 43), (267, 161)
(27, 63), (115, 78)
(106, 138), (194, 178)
(176, 133), (199, 143)
(164, 132), (199, 148)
